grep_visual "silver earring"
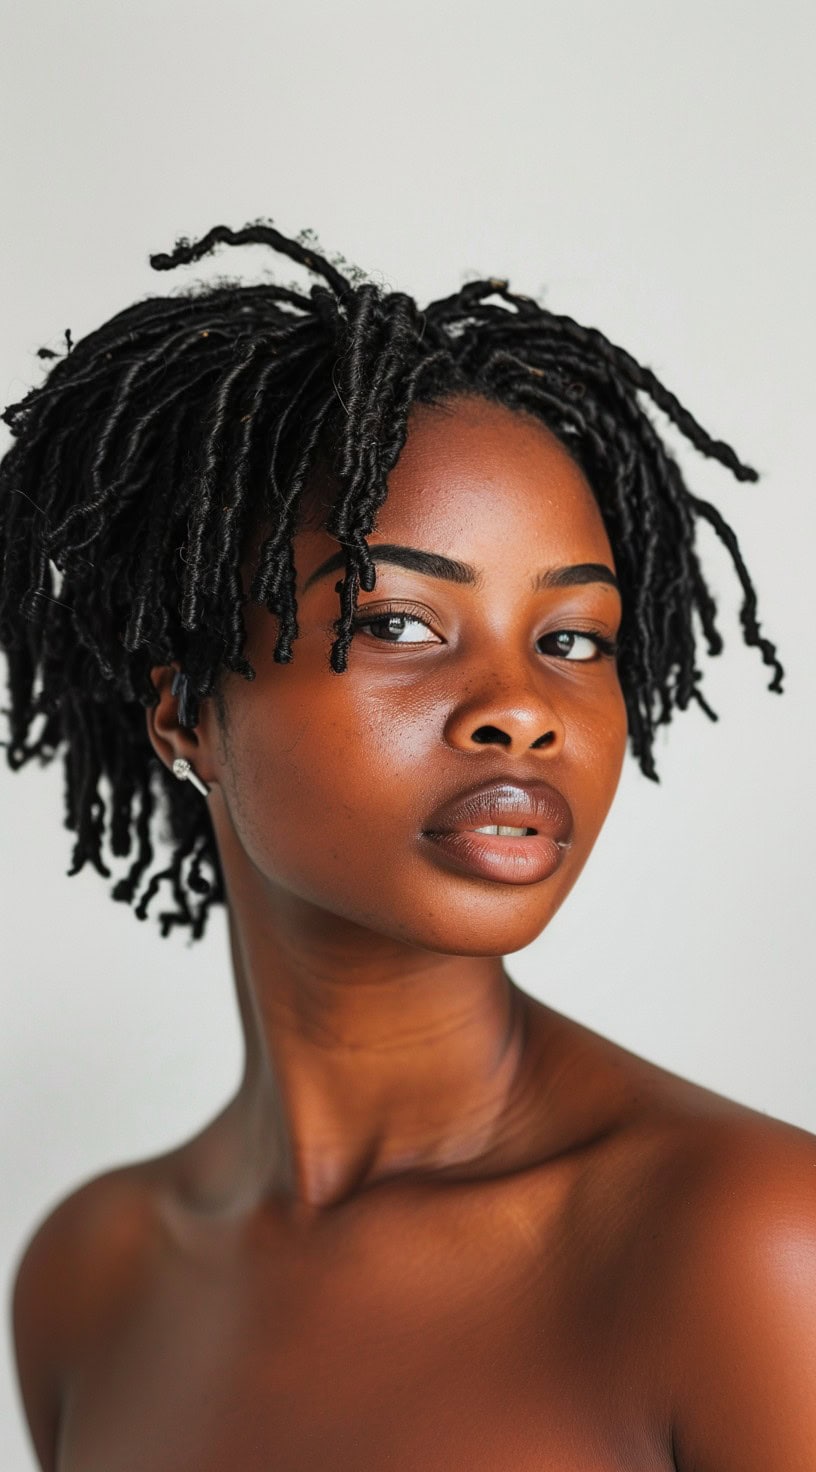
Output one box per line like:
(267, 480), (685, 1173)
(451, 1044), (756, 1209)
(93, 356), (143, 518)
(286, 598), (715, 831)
(172, 757), (211, 797)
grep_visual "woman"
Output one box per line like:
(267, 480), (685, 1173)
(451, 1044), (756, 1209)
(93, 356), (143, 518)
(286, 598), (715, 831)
(3, 219), (814, 1470)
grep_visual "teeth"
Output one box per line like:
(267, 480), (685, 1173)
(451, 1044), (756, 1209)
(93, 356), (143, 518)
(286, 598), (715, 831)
(472, 825), (531, 837)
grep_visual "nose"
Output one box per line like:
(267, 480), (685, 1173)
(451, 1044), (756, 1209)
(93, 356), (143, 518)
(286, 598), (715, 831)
(443, 673), (566, 757)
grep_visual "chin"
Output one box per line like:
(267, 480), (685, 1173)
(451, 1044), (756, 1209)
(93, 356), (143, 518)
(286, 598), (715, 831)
(372, 877), (579, 958)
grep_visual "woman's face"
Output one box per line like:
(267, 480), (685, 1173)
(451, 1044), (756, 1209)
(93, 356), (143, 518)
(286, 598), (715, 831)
(206, 393), (628, 957)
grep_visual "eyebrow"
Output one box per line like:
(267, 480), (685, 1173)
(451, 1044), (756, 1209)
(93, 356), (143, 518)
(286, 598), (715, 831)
(302, 543), (620, 595)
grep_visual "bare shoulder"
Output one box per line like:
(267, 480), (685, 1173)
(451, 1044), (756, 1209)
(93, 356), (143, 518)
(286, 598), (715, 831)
(11, 1159), (167, 1472)
(628, 1060), (816, 1265)
(565, 1015), (816, 1470)
(654, 1110), (816, 1470)
(569, 1007), (816, 1240)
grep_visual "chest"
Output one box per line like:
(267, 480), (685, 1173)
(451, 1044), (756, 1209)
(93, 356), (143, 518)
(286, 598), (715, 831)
(56, 1199), (673, 1472)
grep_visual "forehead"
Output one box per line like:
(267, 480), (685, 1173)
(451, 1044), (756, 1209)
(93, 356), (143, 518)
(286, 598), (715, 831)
(296, 394), (614, 585)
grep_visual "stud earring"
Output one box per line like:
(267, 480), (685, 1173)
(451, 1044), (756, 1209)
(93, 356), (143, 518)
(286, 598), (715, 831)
(172, 757), (211, 797)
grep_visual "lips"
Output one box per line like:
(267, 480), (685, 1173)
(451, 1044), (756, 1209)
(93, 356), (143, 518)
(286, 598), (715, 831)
(420, 778), (573, 885)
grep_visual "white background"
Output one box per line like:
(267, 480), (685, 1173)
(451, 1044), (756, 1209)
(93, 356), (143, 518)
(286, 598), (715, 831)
(1, 2), (813, 1466)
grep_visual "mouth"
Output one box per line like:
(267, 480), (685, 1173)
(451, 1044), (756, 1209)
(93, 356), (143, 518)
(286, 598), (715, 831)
(420, 779), (573, 885)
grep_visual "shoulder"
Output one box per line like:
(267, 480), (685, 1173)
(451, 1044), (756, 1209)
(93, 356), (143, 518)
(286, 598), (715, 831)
(590, 1022), (816, 1317)
(11, 1162), (165, 1471)
(646, 1108), (816, 1470)
(553, 1015), (816, 1465)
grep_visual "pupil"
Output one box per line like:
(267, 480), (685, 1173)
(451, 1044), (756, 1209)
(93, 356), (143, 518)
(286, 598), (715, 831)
(375, 615), (405, 639)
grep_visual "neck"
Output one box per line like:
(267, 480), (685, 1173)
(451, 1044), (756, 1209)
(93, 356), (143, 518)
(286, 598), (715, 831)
(219, 884), (534, 1216)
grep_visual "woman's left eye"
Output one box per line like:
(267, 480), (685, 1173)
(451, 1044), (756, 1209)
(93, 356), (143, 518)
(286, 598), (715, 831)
(538, 630), (617, 661)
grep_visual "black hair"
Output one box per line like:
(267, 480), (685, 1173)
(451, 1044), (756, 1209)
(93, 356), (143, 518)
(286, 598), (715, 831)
(0, 218), (784, 942)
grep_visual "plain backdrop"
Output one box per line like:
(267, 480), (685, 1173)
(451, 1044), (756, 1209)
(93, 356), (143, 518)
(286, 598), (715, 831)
(1, 1), (813, 1465)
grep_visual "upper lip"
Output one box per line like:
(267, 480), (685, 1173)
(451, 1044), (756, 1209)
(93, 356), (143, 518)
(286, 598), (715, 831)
(422, 776), (573, 845)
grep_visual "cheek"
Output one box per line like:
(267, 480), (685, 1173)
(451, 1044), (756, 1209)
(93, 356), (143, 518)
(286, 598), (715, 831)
(564, 678), (629, 823)
(215, 671), (428, 897)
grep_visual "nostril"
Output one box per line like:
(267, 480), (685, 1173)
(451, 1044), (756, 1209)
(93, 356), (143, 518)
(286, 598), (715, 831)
(471, 727), (511, 746)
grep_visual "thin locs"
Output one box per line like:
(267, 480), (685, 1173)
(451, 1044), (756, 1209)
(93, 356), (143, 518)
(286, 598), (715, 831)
(0, 218), (784, 940)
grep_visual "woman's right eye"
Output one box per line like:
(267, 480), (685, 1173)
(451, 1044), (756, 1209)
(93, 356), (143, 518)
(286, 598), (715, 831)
(351, 611), (438, 644)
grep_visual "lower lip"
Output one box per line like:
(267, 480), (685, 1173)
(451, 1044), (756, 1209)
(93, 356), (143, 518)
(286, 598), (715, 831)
(420, 829), (568, 884)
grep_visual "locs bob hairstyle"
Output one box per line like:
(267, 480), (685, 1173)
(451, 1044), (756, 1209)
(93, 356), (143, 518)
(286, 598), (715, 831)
(0, 220), (784, 942)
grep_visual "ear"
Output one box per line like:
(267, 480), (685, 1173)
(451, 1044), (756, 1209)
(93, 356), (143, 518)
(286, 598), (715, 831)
(145, 663), (217, 786)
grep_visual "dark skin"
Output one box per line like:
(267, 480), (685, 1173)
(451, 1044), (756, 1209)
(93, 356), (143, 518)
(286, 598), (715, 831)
(12, 396), (816, 1471)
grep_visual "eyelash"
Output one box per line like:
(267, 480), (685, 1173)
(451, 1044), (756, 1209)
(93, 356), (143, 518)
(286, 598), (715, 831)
(349, 604), (620, 660)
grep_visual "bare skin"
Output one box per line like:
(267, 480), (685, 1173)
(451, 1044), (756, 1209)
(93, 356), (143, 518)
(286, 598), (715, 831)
(12, 396), (816, 1470)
